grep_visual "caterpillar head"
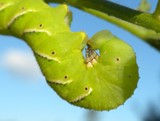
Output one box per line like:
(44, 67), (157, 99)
(45, 30), (139, 110)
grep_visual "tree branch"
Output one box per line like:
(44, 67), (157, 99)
(45, 0), (160, 32)
(45, 0), (160, 51)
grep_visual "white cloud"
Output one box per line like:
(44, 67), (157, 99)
(1, 49), (42, 79)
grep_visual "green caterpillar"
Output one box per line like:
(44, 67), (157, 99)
(0, 0), (139, 111)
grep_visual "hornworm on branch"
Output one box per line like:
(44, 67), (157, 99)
(0, 0), (139, 111)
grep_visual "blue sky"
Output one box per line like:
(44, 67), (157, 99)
(0, 0), (160, 121)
